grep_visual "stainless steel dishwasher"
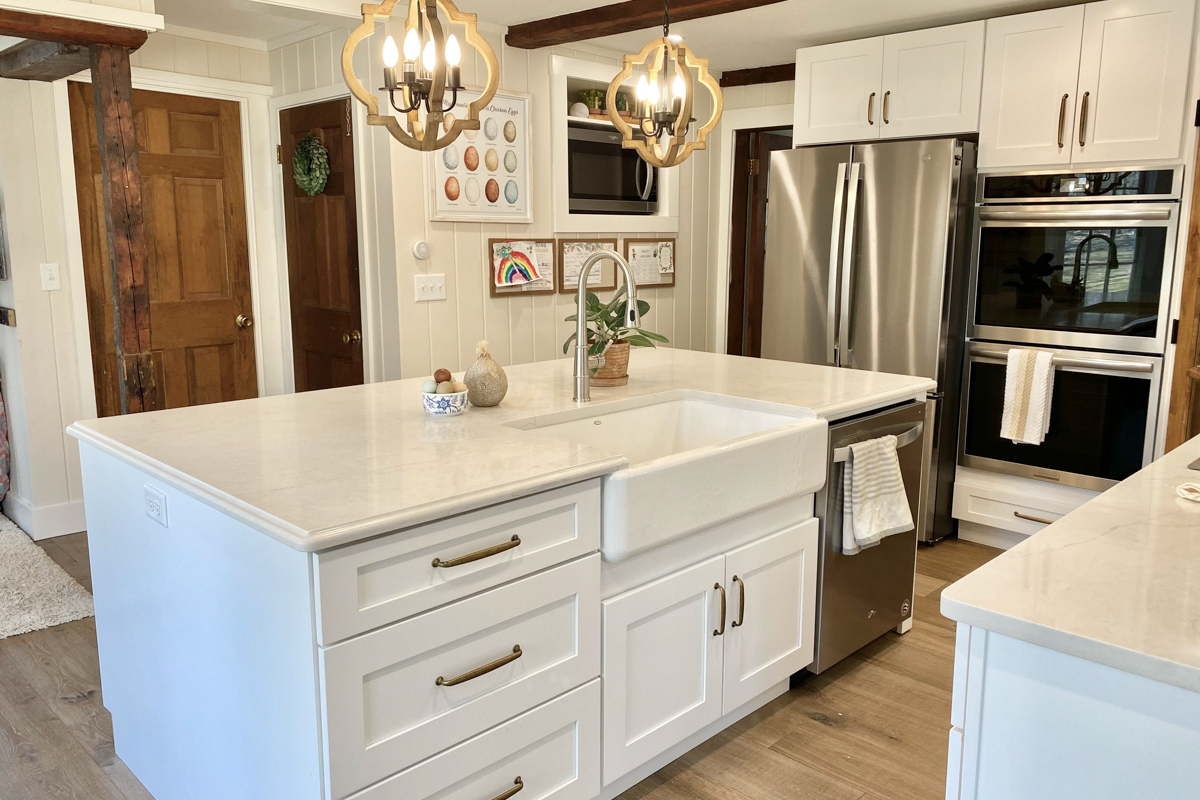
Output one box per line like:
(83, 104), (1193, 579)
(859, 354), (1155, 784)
(808, 400), (930, 674)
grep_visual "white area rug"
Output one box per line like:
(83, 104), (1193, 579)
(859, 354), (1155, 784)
(0, 515), (94, 638)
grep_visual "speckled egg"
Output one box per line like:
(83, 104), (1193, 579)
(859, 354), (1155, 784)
(442, 112), (456, 133)
(464, 146), (479, 171)
(503, 119), (517, 143)
(442, 145), (459, 170)
(484, 148), (499, 171)
(444, 177), (460, 201)
(503, 150), (517, 173)
(484, 117), (498, 140)
(504, 180), (519, 204)
(465, 177), (481, 203)
(485, 178), (500, 203)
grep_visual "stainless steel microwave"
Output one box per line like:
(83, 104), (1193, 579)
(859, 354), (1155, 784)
(567, 122), (657, 215)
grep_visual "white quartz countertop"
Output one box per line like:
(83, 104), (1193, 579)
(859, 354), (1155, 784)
(942, 439), (1200, 694)
(68, 349), (933, 552)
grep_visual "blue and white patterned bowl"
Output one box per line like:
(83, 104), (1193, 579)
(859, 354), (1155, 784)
(422, 390), (469, 416)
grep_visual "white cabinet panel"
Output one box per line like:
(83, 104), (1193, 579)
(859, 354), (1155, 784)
(794, 37), (884, 145)
(322, 555), (600, 799)
(721, 519), (818, 713)
(978, 5), (1085, 168)
(1074, 0), (1195, 164)
(601, 555), (725, 786)
(880, 21), (985, 139)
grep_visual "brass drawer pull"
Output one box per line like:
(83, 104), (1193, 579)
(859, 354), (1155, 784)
(432, 535), (521, 568)
(436, 644), (522, 687)
(1014, 511), (1054, 525)
(1078, 91), (1089, 147)
(731, 575), (745, 628)
(1057, 93), (1068, 148)
(867, 91), (876, 125)
(713, 582), (726, 636)
(489, 777), (524, 800)
(882, 90), (890, 124)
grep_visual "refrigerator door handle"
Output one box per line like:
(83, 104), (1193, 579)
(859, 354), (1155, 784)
(838, 161), (863, 368)
(826, 162), (849, 366)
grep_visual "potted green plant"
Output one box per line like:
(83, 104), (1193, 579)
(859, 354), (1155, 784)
(578, 88), (605, 111)
(563, 285), (668, 386)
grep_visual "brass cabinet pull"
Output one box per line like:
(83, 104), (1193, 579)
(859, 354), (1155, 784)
(488, 777), (524, 800)
(1057, 93), (1068, 148)
(436, 644), (522, 686)
(731, 575), (746, 628)
(867, 91), (876, 125)
(882, 90), (890, 124)
(1078, 91), (1089, 147)
(713, 582), (726, 636)
(1014, 511), (1054, 525)
(432, 535), (521, 568)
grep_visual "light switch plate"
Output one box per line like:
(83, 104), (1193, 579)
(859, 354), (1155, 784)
(415, 273), (446, 302)
(144, 485), (168, 527)
(40, 263), (61, 292)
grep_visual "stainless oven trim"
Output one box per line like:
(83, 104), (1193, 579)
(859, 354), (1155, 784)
(965, 201), (1179, 354)
(956, 341), (1162, 492)
(975, 165), (1184, 204)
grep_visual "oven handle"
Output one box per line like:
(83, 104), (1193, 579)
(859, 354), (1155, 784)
(978, 209), (1171, 222)
(969, 345), (1154, 374)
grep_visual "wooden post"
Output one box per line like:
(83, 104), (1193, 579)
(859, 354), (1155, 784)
(88, 43), (157, 413)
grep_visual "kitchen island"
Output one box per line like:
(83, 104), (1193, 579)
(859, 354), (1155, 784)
(68, 349), (934, 800)
(941, 438), (1200, 800)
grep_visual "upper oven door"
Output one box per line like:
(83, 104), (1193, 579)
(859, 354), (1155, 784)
(567, 125), (657, 214)
(958, 343), (1161, 491)
(968, 202), (1178, 353)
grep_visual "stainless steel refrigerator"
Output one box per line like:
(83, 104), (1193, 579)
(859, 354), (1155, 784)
(762, 137), (975, 545)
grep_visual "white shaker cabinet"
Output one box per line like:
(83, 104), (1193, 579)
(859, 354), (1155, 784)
(794, 22), (984, 145)
(794, 37), (884, 145)
(978, 0), (1194, 168)
(1073, 0), (1195, 165)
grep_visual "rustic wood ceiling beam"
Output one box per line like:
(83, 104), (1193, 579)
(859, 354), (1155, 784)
(719, 62), (795, 88)
(0, 8), (147, 49)
(0, 39), (91, 81)
(505, 0), (789, 50)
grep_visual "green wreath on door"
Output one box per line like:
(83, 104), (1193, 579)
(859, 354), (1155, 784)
(292, 133), (330, 197)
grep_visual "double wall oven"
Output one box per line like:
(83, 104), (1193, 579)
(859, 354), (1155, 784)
(961, 168), (1181, 490)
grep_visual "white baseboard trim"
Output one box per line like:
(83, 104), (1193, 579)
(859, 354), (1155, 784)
(2, 495), (86, 540)
(958, 520), (1028, 551)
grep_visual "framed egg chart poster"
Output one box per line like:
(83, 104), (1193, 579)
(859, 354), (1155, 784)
(430, 89), (532, 223)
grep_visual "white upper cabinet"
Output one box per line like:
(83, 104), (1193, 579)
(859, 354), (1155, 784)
(794, 22), (984, 145)
(979, 0), (1195, 168)
(879, 22), (985, 140)
(1074, 0), (1196, 164)
(794, 37), (885, 145)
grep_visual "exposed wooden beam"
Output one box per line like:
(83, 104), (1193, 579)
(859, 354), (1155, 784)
(89, 43), (158, 414)
(719, 62), (794, 88)
(505, 0), (789, 50)
(0, 8), (147, 49)
(0, 39), (90, 81)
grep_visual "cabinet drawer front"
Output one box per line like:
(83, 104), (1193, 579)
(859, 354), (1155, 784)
(322, 555), (601, 799)
(348, 681), (600, 800)
(316, 481), (600, 643)
(952, 479), (1087, 535)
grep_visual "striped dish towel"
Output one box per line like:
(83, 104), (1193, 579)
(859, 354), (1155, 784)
(1000, 349), (1055, 445)
(841, 435), (914, 556)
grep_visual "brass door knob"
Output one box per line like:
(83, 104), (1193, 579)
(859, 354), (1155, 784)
(343, 330), (362, 345)
(236, 314), (253, 329)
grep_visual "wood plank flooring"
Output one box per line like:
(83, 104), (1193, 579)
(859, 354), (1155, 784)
(0, 533), (999, 800)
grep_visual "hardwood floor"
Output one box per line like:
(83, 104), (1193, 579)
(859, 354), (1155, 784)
(0, 533), (999, 800)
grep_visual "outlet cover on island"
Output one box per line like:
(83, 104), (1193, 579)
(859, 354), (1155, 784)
(40, 263), (61, 291)
(144, 485), (168, 527)
(415, 273), (446, 302)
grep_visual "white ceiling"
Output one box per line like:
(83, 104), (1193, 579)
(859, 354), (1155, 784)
(153, 0), (344, 44)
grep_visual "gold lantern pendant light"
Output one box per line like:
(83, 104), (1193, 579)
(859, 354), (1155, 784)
(342, 0), (500, 151)
(606, 0), (723, 169)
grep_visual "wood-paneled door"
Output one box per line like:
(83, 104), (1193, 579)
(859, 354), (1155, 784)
(68, 82), (258, 417)
(279, 99), (363, 392)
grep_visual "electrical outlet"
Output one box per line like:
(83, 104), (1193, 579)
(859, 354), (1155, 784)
(40, 263), (61, 292)
(144, 485), (168, 527)
(415, 273), (447, 302)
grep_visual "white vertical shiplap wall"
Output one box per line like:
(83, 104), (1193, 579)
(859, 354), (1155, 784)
(270, 32), (716, 379)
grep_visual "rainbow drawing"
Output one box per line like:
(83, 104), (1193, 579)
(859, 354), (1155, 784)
(494, 242), (542, 287)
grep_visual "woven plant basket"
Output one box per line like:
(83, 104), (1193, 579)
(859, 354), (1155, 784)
(592, 341), (631, 387)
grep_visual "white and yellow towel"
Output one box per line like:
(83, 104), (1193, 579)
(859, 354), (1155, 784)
(1000, 349), (1055, 445)
(842, 435), (914, 555)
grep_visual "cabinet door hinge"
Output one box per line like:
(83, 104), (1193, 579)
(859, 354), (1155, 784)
(1171, 318), (1180, 344)
(748, 158), (760, 176)
(277, 144), (283, 164)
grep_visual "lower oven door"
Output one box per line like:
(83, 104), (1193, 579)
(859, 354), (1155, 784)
(959, 343), (1161, 491)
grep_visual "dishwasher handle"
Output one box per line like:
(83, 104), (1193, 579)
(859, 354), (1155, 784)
(832, 422), (923, 464)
